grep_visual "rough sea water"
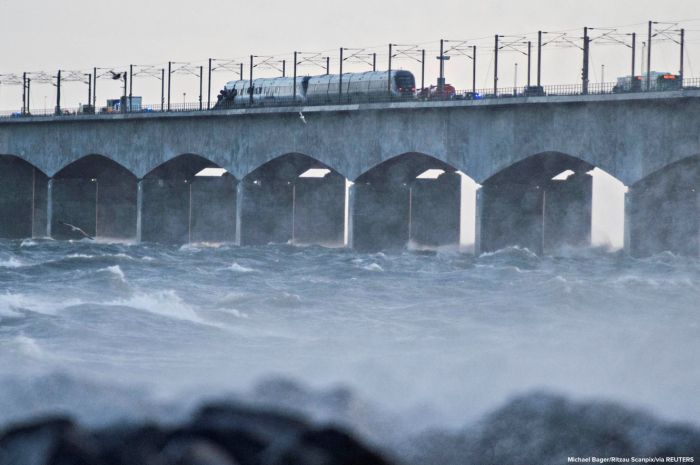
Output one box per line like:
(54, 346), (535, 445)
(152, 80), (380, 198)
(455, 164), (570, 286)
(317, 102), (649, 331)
(1, 238), (699, 461)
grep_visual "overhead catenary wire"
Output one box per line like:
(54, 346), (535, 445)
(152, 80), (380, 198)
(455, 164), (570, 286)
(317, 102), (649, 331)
(1, 17), (697, 111)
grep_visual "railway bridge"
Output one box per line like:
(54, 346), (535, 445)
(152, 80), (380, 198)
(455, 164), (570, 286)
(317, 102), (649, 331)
(1, 90), (699, 256)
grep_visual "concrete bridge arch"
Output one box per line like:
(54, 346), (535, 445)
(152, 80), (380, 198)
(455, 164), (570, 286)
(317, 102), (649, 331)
(50, 154), (138, 240)
(140, 153), (237, 244)
(351, 152), (467, 251)
(238, 152), (346, 246)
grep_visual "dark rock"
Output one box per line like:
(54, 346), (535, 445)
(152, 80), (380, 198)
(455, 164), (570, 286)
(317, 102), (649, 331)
(0, 403), (392, 465)
(0, 417), (102, 465)
(159, 436), (239, 465)
(261, 426), (392, 465)
(93, 424), (170, 465)
(407, 391), (700, 465)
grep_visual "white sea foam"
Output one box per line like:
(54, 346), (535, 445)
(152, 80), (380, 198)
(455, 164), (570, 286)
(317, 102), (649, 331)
(98, 265), (127, 283)
(0, 257), (27, 268)
(110, 290), (207, 325)
(362, 263), (384, 272)
(0, 292), (84, 316)
(229, 262), (256, 273)
(10, 335), (44, 358)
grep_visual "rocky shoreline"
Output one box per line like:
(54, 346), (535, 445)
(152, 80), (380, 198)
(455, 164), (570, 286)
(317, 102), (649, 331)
(1, 378), (699, 465)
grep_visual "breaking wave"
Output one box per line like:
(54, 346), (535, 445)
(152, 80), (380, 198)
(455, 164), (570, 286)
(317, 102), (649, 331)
(0, 238), (698, 460)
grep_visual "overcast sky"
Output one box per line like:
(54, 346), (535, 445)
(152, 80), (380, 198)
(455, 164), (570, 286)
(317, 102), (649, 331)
(1, 0), (698, 110)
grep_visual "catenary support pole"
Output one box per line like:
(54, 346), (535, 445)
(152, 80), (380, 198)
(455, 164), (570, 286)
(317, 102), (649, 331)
(494, 35), (499, 95)
(473, 45), (477, 94)
(339, 48), (344, 98)
(438, 39), (445, 93)
(93, 67), (97, 108)
(249, 55), (254, 105)
(122, 71), (127, 113)
(167, 61), (172, 110)
(207, 58), (212, 109)
(680, 28), (685, 83)
(87, 74), (92, 110)
(527, 42), (531, 87)
(293, 51), (298, 99)
(647, 21), (652, 90)
(22, 73), (26, 114)
(421, 49), (425, 92)
(583, 28), (590, 93)
(388, 44), (393, 95)
(631, 33), (636, 79)
(537, 31), (542, 87)
(55, 70), (61, 115)
(129, 64), (133, 111)
(199, 65), (203, 110)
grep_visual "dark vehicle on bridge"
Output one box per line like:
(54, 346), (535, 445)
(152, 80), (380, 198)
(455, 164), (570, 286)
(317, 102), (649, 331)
(523, 85), (546, 97)
(214, 70), (416, 108)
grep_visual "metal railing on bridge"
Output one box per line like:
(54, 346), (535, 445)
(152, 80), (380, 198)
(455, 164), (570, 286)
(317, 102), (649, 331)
(2, 77), (699, 120)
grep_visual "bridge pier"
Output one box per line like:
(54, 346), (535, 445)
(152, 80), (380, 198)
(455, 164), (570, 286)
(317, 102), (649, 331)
(351, 181), (410, 251)
(479, 170), (592, 254)
(627, 159), (700, 257)
(239, 155), (345, 246)
(50, 156), (137, 241)
(410, 172), (461, 247)
(140, 176), (236, 244)
(0, 158), (48, 239)
(141, 156), (236, 244)
(351, 156), (461, 252)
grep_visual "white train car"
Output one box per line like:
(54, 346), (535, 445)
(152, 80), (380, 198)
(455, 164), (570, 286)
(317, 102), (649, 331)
(214, 70), (415, 108)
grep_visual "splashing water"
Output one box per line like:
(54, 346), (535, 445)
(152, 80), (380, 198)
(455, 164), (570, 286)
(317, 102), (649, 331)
(0, 239), (698, 439)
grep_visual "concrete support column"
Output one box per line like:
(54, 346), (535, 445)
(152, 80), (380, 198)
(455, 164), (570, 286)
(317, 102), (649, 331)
(474, 187), (483, 256)
(293, 173), (345, 246)
(352, 181), (410, 252)
(542, 172), (592, 251)
(239, 179), (293, 246)
(46, 179), (53, 238)
(31, 169), (48, 239)
(346, 183), (356, 248)
(141, 179), (190, 244)
(480, 173), (592, 254)
(479, 183), (544, 253)
(623, 189), (632, 255)
(410, 172), (461, 247)
(235, 182), (245, 246)
(627, 181), (700, 257)
(136, 179), (143, 243)
(189, 176), (236, 243)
